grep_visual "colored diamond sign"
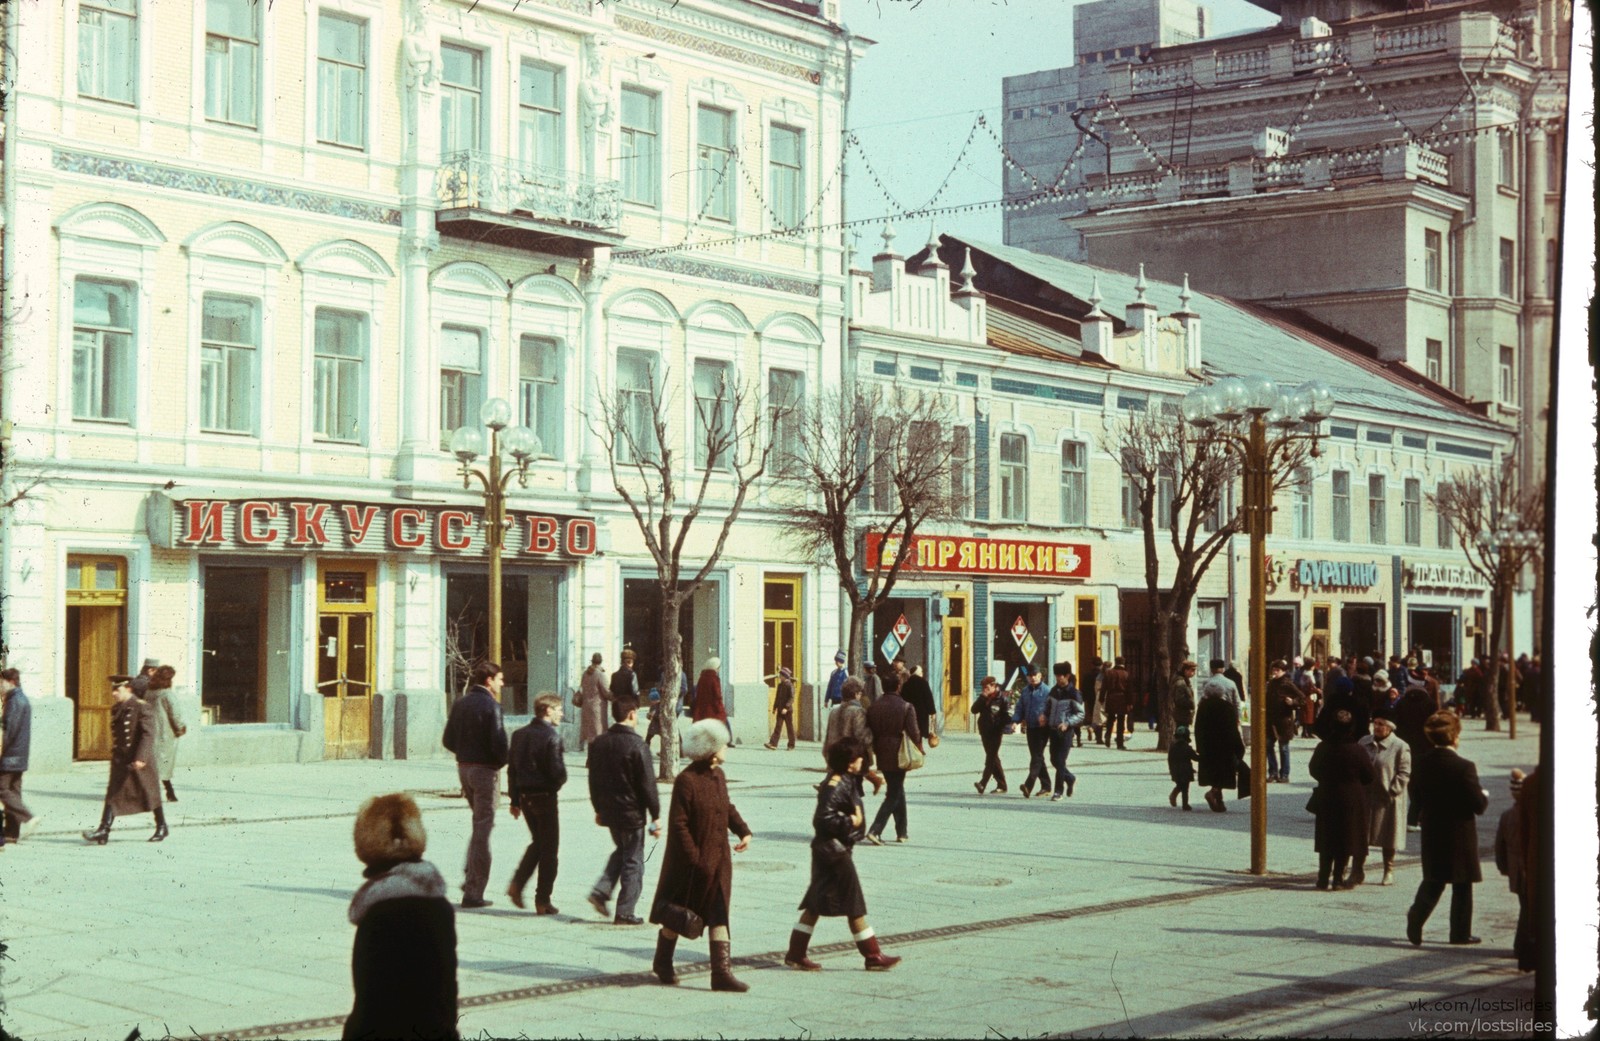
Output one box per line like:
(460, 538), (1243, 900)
(1019, 632), (1039, 663)
(1010, 616), (1029, 644)
(879, 631), (903, 664)
(892, 615), (912, 643)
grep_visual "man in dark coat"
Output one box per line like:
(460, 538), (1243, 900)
(765, 665), (797, 751)
(1169, 661), (1198, 729)
(506, 693), (567, 915)
(1193, 687), (1243, 813)
(896, 658), (938, 743)
(1011, 664), (1051, 797)
(1102, 657), (1134, 749)
(1264, 660), (1303, 783)
(0, 668), (37, 846)
(971, 675), (1010, 795)
(1317, 665), (1370, 740)
(586, 694), (661, 925)
(1350, 657), (1376, 731)
(442, 661), (509, 909)
(824, 679), (880, 791)
(1406, 711), (1489, 946)
(862, 684), (922, 844)
(83, 675), (166, 843)
(1307, 711), (1375, 888)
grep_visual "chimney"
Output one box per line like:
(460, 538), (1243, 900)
(871, 222), (904, 293)
(1080, 275), (1113, 356)
(1173, 272), (1202, 371)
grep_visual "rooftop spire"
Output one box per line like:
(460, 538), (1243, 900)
(1134, 263), (1149, 304)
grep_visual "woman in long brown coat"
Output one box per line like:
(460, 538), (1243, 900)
(649, 719), (752, 992)
(83, 675), (168, 843)
(1308, 709), (1375, 889)
(577, 654), (610, 749)
(144, 664), (186, 801)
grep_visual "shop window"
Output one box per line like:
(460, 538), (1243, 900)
(201, 564), (293, 724)
(317, 12), (367, 149)
(205, 0), (259, 127)
(444, 570), (561, 715)
(1195, 600), (1224, 666)
(620, 87), (660, 207)
(1403, 477), (1421, 546)
(1367, 474), (1386, 544)
(1331, 470), (1351, 542)
(999, 433), (1027, 522)
(519, 335), (561, 459)
(621, 576), (723, 698)
(72, 278), (136, 423)
(440, 43), (483, 154)
(79, 0), (137, 104)
(990, 600), (1048, 690)
(199, 293), (258, 434)
(697, 105), (735, 222)
(518, 60), (564, 171)
(1059, 440), (1086, 525)
(314, 308), (364, 442)
(1339, 604), (1384, 662)
(769, 124), (803, 227)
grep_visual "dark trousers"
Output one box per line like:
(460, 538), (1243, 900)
(869, 768), (908, 839)
(457, 764), (500, 902)
(1317, 853), (1350, 887)
(510, 792), (560, 904)
(1266, 737), (1291, 779)
(1047, 730), (1075, 795)
(0, 771), (32, 839)
(1410, 879), (1474, 941)
(978, 737), (1006, 791)
(1106, 711), (1130, 746)
(1514, 891), (1534, 970)
(768, 708), (795, 748)
(593, 824), (646, 917)
(1022, 728), (1050, 794)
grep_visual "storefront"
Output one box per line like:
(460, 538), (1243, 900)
(1402, 560), (1489, 685)
(1261, 553), (1390, 666)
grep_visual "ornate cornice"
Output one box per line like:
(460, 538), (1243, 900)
(614, 12), (822, 84)
(621, 253), (820, 298)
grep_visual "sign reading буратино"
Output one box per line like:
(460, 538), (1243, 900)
(1292, 558), (1381, 590)
(146, 495), (596, 559)
(864, 532), (1091, 580)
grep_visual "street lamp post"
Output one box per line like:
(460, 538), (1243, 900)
(451, 398), (540, 671)
(1479, 519), (1538, 740)
(1183, 375), (1335, 876)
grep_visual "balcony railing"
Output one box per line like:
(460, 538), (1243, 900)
(436, 151), (622, 233)
(1375, 21), (1449, 57)
(1216, 47), (1270, 81)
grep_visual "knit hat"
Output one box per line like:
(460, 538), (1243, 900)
(834, 650), (846, 664)
(1173, 725), (1191, 742)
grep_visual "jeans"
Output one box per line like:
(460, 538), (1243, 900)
(1410, 879), (1475, 941)
(1047, 730), (1076, 795)
(510, 792), (560, 905)
(1022, 728), (1051, 794)
(978, 737), (1007, 791)
(1266, 737), (1292, 779)
(870, 769), (908, 839)
(593, 824), (646, 917)
(1106, 711), (1130, 746)
(457, 764), (500, 902)
(768, 708), (795, 748)
(0, 771), (33, 840)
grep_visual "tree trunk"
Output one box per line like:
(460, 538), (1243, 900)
(657, 595), (683, 781)
(845, 595), (870, 676)
(1484, 577), (1504, 732)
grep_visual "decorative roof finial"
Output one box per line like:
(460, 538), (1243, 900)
(1179, 272), (1192, 310)
(956, 248), (978, 293)
(881, 222), (897, 254)
(922, 228), (947, 269)
(1088, 275), (1103, 309)
(1135, 263), (1149, 303)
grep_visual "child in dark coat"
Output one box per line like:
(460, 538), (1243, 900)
(1167, 726), (1199, 810)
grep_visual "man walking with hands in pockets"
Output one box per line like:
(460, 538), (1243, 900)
(586, 694), (661, 925)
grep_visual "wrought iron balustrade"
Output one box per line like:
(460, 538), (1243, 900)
(436, 150), (622, 232)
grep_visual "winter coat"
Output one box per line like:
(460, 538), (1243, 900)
(343, 859), (458, 1041)
(649, 759), (751, 924)
(823, 700), (873, 768)
(1193, 695), (1243, 789)
(609, 665), (639, 705)
(586, 722), (659, 829)
(1391, 688), (1434, 752)
(1011, 682), (1050, 729)
(800, 773), (868, 919)
(577, 666), (611, 748)
(824, 666), (848, 706)
(862, 672), (884, 706)
(1358, 733), (1411, 851)
(1167, 740), (1198, 785)
(1199, 673), (1240, 712)
(864, 692), (921, 772)
(1411, 747), (1488, 884)
(971, 692), (1012, 744)
(1045, 685), (1085, 731)
(441, 687), (508, 768)
(899, 673), (937, 740)
(0, 686), (31, 772)
(1087, 671), (1106, 727)
(773, 677), (795, 714)
(1102, 666), (1133, 715)
(507, 718), (566, 799)
(1266, 675), (1303, 743)
(1308, 736), (1376, 859)
(142, 676), (186, 782)
(1169, 675), (1195, 727)
(106, 696), (162, 815)
(691, 669), (728, 728)
(1316, 686), (1370, 741)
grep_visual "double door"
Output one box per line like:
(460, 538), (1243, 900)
(318, 563), (376, 759)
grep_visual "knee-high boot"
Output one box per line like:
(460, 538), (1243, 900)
(855, 929), (901, 971)
(785, 924), (821, 971)
(150, 807), (169, 843)
(651, 930), (678, 985)
(709, 939), (749, 992)
(83, 805), (115, 844)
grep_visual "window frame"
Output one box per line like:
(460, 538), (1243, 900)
(78, 0), (138, 105)
(198, 292), (259, 435)
(517, 58), (565, 173)
(316, 11), (368, 150)
(1402, 476), (1421, 546)
(615, 347), (661, 465)
(768, 122), (804, 228)
(313, 307), (366, 443)
(619, 86), (661, 207)
(71, 277), (138, 424)
(1367, 473), (1387, 545)
(1292, 465), (1314, 540)
(767, 367), (804, 478)
(518, 335), (563, 460)
(950, 424), (972, 518)
(1499, 345), (1516, 404)
(1425, 338), (1443, 384)
(998, 432), (1028, 523)
(439, 323), (485, 447)
(204, 0), (261, 128)
(439, 42), (484, 156)
(693, 357), (732, 471)
(1423, 228), (1442, 292)
(696, 104), (736, 223)
(1498, 238), (1516, 299)
(1059, 439), (1087, 526)
(1331, 469), (1351, 543)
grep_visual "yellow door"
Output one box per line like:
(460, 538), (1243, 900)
(66, 556), (128, 760)
(1074, 596), (1100, 684)
(318, 563), (376, 759)
(942, 592), (970, 731)
(762, 576), (802, 738)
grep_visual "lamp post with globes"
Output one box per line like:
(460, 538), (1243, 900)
(1183, 375), (1336, 876)
(450, 398), (541, 671)
(1477, 518), (1538, 740)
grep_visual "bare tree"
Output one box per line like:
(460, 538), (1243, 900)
(780, 385), (960, 673)
(589, 363), (786, 780)
(1430, 460), (1544, 731)
(1115, 405), (1310, 751)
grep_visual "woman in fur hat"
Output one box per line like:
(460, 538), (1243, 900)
(784, 737), (901, 972)
(344, 793), (458, 1041)
(143, 664), (186, 802)
(691, 656), (728, 733)
(648, 718), (753, 992)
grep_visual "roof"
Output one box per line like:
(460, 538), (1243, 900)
(945, 235), (1507, 436)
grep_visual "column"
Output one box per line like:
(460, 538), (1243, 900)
(576, 248), (611, 495)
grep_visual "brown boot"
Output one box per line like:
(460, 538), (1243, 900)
(856, 933), (901, 971)
(709, 939), (749, 992)
(784, 928), (821, 971)
(652, 930), (678, 985)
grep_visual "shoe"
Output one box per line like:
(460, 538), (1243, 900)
(763, 743), (777, 751)
(1182, 803), (1192, 811)
(1406, 909), (1423, 946)
(614, 914), (645, 925)
(1050, 794), (1062, 802)
(163, 781), (178, 803)
(148, 823), (169, 843)
(1407, 824), (1421, 833)
(1315, 880), (1330, 891)
(1021, 786), (1032, 799)
(507, 884), (526, 909)
(1381, 867), (1395, 887)
(83, 810), (114, 845)
(653, 931), (680, 985)
(709, 939), (749, 992)
(20, 816), (40, 840)
(995, 786), (1008, 794)
(1448, 936), (1483, 946)
(857, 935), (901, 971)
(588, 893), (611, 918)
(787, 745), (795, 751)
(1170, 788), (1179, 808)
(862, 833), (883, 846)
(974, 782), (986, 795)
(461, 897), (493, 909)
(894, 835), (909, 843)
(535, 902), (559, 915)
(1347, 869), (1365, 887)
(1066, 778), (1075, 798)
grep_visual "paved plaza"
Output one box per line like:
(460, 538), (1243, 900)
(0, 724), (1543, 1039)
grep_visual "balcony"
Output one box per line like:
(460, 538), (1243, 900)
(435, 151), (625, 256)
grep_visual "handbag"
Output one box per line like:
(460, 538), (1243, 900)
(897, 732), (925, 771)
(1235, 757), (1252, 800)
(655, 901), (705, 940)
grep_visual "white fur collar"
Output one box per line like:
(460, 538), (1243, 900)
(348, 859), (447, 925)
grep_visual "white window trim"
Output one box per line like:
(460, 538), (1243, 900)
(605, 289), (680, 464)
(613, 59), (672, 219)
(191, 0), (275, 141)
(687, 80), (746, 229)
(439, 27), (498, 159)
(991, 420), (1037, 525)
(302, 0), (386, 169)
(510, 273), (583, 466)
(756, 312), (821, 487)
(66, 0), (147, 113)
(1399, 470), (1424, 547)
(431, 262), (508, 448)
(1056, 431), (1090, 527)
(297, 238), (393, 466)
(1365, 468), (1389, 546)
(508, 34), (578, 176)
(683, 300), (751, 474)
(758, 98), (816, 236)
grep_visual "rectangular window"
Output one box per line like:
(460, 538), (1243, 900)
(769, 124), (803, 227)
(72, 278), (135, 422)
(1293, 466), (1314, 539)
(1202, 481), (1233, 533)
(999, 433), (1028, 522)
(1436, 488), (1453, 548)
(1498, 134), (1516, 188)
(518, 336), (560, 459)
(1499, 345), (1515, 404)
(1059, 440), (1086, 525)
(1403, 477), (1421, 546)
(199, 294), (257, 434)
(440, 44), (482, 155)
(439, 325), (483, 445)
(1120, 450), (1143, 528)
(1155, 453), (1177, 530)
(1425, 338), (1443, 383)
(871, 418), (894, 511)
(316, 12), (366, 148)
(78, 0), (137, 104)
(1423, 229), (1442, 291)
(1367, 473), (1386, 544)
(1331, 470), (1351, 542)
(693, 359), (730, 470)
(950, 426), (971, 517)
(767, 368), (803, 476)
(1499, 238), (1516, 298)
(518, 61), (563, 171)
(313, 308), (363, 442)
(697, 105), (735, 222)
(616, 348), (658, 464)
(619, 87), (660, 207)
(205, 0), (259, 127)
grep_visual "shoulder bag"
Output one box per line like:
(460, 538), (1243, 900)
(655, 902), (705, 940)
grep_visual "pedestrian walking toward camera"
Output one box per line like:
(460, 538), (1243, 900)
(141, 661), (186, 803)
(649, 719), (754, 992)
(1265, 660), (1302, 783)
(577, 653), (610, 750)
(825, 651), (848, 708)
(1045, 663), (1085, 801)
(765, 666), (797, 751)
(1308, 710), (1374, 889)
(1012, 665), (1051, 798)
(785, 737), (902, 973)
(1194, 683), (1243, 813)
(0, 668), (38, 847)
(586, 694), (661, 925)
(610, 649), (640, 708)
(83, 675), (167, 843)
(1353, 713), (1411, 887)
(1405, 711), (1489, 946)
(441, 661), (508, 909)
(1103, 656), (1134, 749)
(971, 676), (1010, 795)
(506, 692), (566, 915)
(1167, 725), (1199, 810)
(862, 682), (922, 844)
(343, 793), (458, 1041)
(824, 679), (881, 794)
(1170, 660), (1197, 729)
(861, 662), (884, 706)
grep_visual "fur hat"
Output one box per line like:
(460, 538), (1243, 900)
(354, 793), (427, 867)
(1372, 669), (1391, 691)
(703, 656), (721, 673)
(682, 719), (730, 762)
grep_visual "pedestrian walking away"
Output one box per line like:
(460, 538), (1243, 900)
(861, 662), (884, 706)
(441, 661), (510, 909)
(896, 658), (938, 751)
(1086, 658), (1107, 746)
(1167, 725), (1199, 810)
(1045, 663), (1085, 801)
(862, 684), (922, 844)
(785, 738), (902, 973)
(586, 694), (661, 924)
(1193, 681), (1243, 813)
(506, 692), (567, 915)
(576, 653), (611, 751)
(648, 719), (754, 992)
(971, 675), (1011, 795)
(692, 656), (729, 736)
(1169, 660), (1197, 729)
(824, 678), (882, 794)
(1012, 665), (1051, 798)
(1493, 767), (1537, 971)
(82, 675), (167, 844)
(140, 660), (187, 803)
(1264, 659), (1303, 783)
(1199, 659), (1240, 714)
(1406, 711), (1489, 946)
(1102, 656), (1134, 749)
(1307, 709), (1375, 889)
(765, 665), (797, 750)
(342, 793), (459, 1041)
(0, 668), (38, 847)
(1354, 713), (1411, 886)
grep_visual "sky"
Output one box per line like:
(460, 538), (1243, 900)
(839, 0), (1278, 261)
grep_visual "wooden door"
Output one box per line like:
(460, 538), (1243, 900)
(941, 592), (970, 731)
(318, 563), (376, 759)
(74, 606), (123, 759)
(762, 576), (802, 738)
